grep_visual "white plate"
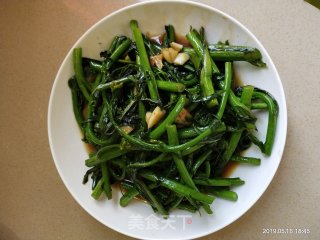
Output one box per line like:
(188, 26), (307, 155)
(48, 1), (287, 239)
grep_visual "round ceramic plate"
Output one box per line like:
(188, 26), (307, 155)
(48, 1), (287, 239)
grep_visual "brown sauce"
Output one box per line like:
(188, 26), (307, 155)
(175, 33), (191, 47)
(233, 70), (243, 88)
(80, 104), (96, 155)
(84, 142), (96, 154)
(82, 104), (88, 120)
(222, 161), (239, 177)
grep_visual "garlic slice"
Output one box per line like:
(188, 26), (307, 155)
(170, 42), (183, 52)
(120, 125), (134, 134)
(161, 48), (178, 64)
(145, 112), (152, 125)
(147, 106), (166, 129)
(173, 53), (190, 65)
(175, 108), (193, 126)
(150, 54), (163, 69)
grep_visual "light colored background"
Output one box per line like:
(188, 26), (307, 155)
(1, 0), (319, 239)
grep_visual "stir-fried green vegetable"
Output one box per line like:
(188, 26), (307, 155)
(69, 20), (278, 217)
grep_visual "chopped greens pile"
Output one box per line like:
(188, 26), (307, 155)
(68, 20), (278, 216)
